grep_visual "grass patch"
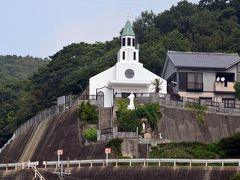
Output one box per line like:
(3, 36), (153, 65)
(186, 103), (207, 125)
(149, 142), (224, 159)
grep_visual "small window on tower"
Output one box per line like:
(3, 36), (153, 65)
(123, 51), (125, 60)
(127, 38), (131, 46)
(134, 52), (136, 60)
(132, 38), (135, 47)
(122, 38), (125, 46)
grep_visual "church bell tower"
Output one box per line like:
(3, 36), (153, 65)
(117, 20), (139, 63)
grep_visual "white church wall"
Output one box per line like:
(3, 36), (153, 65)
(115, 62), (144, 80)
(89, 20), (167, 108)
(114, 63), (167, 94)
(144, 69), (167, 94)
(89, 66), (115, 107)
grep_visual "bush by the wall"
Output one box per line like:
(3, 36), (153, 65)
(230, 173), (240, 180)
(136, 103), (161, 130)
(79, 101), (98, 124)
(116, 109), (141, 132)
(219, 133), (240, 158)
(186, 103), (207, 125)
(116, 99), (161, 132)
(83, 127), (97, 142)
(234, 82), (240, 100)
(150, 142), (224, 159)
(106, 138), (123, 158)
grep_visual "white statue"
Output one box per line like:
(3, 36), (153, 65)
(142, 122), (146, 131)
(159, 133), (163, 140)
(127, 92), (135, 110)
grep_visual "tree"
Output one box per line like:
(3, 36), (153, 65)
(83, 128), (97, 142)
(234, 82), (240, 100)
(79, 101), (98, 124)
(152, 78), (163, 93)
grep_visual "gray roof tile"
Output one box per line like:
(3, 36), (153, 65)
(167, 51), (240, 69)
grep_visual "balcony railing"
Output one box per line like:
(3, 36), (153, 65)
(214, 81), (235, 93)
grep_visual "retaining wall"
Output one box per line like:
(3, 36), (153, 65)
(159, 105), (240, 142)
(0, 167), (238, 180)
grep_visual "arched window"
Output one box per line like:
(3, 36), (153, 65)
(97, 91), (104, 107)
(127, 38), (131, 46)
(122, 38), (125, 46)
(123, 51), (125, 60)
(132, 38), (135, 47)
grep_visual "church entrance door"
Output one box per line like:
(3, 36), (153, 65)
(97, 91), (104, 107)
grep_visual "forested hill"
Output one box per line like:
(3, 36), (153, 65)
(1, 0), (240, 147)
(0, 55), (48, 83)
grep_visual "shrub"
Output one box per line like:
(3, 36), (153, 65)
(230, 173), (240, 180)
(186, 103), (207, 125)
(116, 99), (128, 111)
(136, 103), (161, 130)
(219, 133), (240, 158)
(79, 101), (98, 124)
(106, 138), (123, 158)
(150, 142), (223, 159)
(234, 82), (240, 100)
(116, 100), (162, 132)
(83, 127), (97, 142)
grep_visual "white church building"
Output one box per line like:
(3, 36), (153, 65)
(89, 20), (167, 107)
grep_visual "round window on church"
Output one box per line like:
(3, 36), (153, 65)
(125, 69), (134, 79)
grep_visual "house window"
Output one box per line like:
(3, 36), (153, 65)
(122, 38), (125, 46)
(222, 98), (235, 108)
(133, 52), (136, 60)
(132, 38), (135, 47)
(187, 72), (203, 92)
(123, 51), (125, 60)
(127, 38), (131, 46)
(179, 72), (187, 91)
(199, 97), (212, 106)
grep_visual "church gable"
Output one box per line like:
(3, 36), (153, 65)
(89, 19), (167, 107)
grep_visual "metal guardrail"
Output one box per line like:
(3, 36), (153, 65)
(43, 159), (240, 168)
(0, 161), (45, 179)
(31, 165), (45, 180)
(0, 161), (39, 170)
(14, 97), (78, 137)
(114, 92), (240, 113)
(0, 134), (15, 154)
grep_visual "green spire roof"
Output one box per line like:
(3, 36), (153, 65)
(122, 20), (135, 37)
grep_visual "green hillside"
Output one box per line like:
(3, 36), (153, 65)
(0, 55), (48, 83)
(1, 0), (240, 147)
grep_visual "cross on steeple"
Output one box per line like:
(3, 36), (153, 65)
(126, 13), (131, 21)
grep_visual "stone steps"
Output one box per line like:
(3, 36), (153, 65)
(99, 108), (112, 129)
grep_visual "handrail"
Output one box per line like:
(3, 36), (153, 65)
(0, 161), (39, 170)
(42, 158), (240, 168)
(31, 165), (45, 180)
(13, 96), (78, 137)
(0, 134), (15, 154)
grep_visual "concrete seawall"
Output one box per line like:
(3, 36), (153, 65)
(0, 167), (239, 180)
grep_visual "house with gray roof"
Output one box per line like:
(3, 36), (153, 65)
(161, 51), (240, 107)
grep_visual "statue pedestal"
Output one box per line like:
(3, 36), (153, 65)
(127, 105), (135, 110)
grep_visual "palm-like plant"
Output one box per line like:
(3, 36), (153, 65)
(152, 78), (163, 93)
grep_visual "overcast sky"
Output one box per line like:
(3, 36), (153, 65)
(0, 0), (199, 58)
